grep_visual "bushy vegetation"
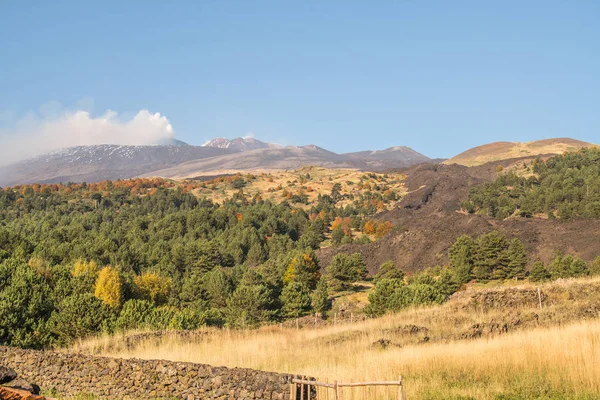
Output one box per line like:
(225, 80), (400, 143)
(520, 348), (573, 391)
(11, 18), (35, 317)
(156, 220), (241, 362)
(0, 178), (384, 348)
(463, 148), (600, 219)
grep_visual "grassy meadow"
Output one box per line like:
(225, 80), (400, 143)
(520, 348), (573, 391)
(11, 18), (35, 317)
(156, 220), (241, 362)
(69, 277), (600, 400)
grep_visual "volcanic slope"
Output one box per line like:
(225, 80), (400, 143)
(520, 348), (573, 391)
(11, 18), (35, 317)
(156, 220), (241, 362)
(317, 158), (600, 275)
(145, 145), (432, 179)
(0, 145), (232, 186)
(444, 138), (596, 167)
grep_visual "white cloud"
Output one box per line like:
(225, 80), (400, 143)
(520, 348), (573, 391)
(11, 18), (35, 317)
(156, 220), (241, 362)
(0, 104), (175, 165)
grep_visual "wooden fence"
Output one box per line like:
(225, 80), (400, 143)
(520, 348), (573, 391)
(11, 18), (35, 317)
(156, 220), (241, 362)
(291, 377), (406, 400)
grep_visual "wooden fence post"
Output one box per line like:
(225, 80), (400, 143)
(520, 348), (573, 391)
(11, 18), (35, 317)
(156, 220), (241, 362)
(397, 376), (405, 400)
(291, 381), (296, 400)
(333, 380), (338, 400)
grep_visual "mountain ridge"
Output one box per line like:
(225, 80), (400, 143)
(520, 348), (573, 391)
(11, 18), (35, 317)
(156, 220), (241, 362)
(0, 136), (594, 186)
(444, 138), (596, 167)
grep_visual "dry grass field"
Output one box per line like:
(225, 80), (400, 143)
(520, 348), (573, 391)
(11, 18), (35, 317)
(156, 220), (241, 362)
(69, 277), (600, 399)
(190, 166), (407, 211)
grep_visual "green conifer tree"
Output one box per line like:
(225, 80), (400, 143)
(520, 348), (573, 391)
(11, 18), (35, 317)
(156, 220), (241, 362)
(529, 261), (550, 282)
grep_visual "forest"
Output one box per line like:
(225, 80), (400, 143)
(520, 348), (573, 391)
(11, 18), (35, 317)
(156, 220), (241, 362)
(463, 148), (600, 219)
(0, 177), (387, 348)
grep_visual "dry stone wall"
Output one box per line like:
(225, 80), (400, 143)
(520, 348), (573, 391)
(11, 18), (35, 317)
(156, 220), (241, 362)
(0, 346), (308, 400)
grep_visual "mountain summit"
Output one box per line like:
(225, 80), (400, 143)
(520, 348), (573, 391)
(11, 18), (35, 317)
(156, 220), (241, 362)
(203, 137), (281, 152)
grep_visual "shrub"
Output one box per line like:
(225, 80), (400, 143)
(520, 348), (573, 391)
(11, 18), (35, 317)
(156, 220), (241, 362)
(145, 306), (178, 330)
(169, 308), (203, 330)
(114, 299), (155, 331)
(47, 293), (113, 345)
(373, 261), (405, 283)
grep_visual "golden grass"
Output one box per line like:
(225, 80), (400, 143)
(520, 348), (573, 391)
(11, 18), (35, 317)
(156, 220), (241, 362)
(444, 140), (596, 167)
(191, 166), (406, 211)
(70, 278), (600, 399)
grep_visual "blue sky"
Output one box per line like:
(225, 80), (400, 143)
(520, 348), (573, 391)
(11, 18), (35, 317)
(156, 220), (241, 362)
(0, 1), (598, 159)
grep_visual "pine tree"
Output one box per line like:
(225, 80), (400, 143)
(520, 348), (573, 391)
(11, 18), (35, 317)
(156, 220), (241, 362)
(225, 284), (272, 328)
(326, 253), (368, 291)
(373, 261), (405, 283)
(448, 235), (474, 284)
(311, 278), (330, 315)
(590, 256), (600, 276)
(569, 257), (589, 277)
(548, 251), (570, 279)
(436, 270), (460, 297)
(331, 224), (345, 246)
(529, 261), (550, 282)
(280, 282), (312, 318)
(474, 231), (510, 282)
(506, 238), (527, 280)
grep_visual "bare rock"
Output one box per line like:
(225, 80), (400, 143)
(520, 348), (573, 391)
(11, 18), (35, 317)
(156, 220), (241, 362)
(6, 380), (40, 395)
(0, 366), (17, 385)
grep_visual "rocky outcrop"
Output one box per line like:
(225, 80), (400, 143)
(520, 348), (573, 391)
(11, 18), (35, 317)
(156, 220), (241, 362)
(0, 364), (46, 400)
(0, 346), (307, 399)
(0, 386), (46, 400)
(0, 367), (17, 385)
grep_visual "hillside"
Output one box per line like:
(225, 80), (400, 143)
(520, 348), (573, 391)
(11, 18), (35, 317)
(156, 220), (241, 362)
(145, 145), (432, 180)
(143, 145), (354, 179)
(190, 166), (406, 211)
(318, 153), (600, 274)
(444, 138), (596, 167)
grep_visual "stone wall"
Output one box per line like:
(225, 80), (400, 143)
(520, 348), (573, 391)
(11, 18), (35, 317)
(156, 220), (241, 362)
(0, 346), (310, 400)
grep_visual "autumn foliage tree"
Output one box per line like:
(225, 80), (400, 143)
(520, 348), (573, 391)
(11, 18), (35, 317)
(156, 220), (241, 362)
(283, 251), (321, 290)
(94, 266), (123, 308)
(134, 272), (172, 305)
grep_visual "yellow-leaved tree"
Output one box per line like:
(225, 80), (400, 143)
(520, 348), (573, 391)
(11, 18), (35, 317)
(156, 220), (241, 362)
(72, 259), (99, 278)
(134, 272), (172, 304)
(94, 266), (122, 308)
(283, 251), (320, 290)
